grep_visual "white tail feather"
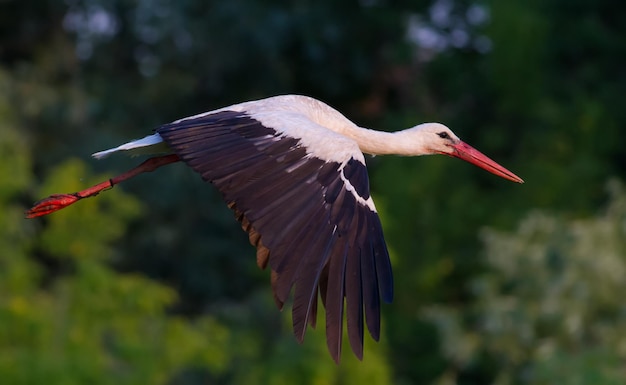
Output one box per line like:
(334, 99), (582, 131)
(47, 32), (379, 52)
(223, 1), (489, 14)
(92, 134), (168, 159)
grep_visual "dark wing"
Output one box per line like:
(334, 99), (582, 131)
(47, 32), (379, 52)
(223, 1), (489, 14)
(157, 110), (393, 363)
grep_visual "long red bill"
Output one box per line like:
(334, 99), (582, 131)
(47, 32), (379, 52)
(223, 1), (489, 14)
(449, 141), (524, 183)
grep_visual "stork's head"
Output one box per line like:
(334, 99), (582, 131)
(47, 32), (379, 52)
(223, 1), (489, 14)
(410, 123), (524, 183)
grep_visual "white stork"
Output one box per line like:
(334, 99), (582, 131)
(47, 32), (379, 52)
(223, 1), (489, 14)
(26, 94), (523, 363)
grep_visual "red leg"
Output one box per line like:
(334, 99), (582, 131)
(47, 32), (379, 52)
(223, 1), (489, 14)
(26, 154), (180, 218)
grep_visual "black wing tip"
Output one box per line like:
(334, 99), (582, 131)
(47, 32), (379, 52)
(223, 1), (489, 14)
(328, 339), (364, 364)
(294, 329), (306, 344)
(347, 329), (364, 360)
(350, 343), (364, 361)
(329, 345), (342, 365)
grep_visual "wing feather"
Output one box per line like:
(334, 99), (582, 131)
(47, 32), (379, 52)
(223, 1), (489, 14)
(157, 110), (393, 363)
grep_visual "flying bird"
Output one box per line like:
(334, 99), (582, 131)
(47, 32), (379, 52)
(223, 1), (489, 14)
(26, 95), (523, 363)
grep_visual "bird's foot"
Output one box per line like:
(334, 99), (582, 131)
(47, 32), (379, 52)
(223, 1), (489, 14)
(25, 193), (81, 218)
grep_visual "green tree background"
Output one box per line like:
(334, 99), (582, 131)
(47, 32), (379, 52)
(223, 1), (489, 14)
(1, 0), (624, 384)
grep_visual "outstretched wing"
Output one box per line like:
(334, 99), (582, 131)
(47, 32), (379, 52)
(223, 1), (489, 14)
(157, 110), (393, 362)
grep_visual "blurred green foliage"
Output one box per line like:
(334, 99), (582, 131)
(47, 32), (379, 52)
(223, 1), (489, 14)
(425, 181), (626, 385)
(1, 0), (624, 384)
(0, 79), (231, 384)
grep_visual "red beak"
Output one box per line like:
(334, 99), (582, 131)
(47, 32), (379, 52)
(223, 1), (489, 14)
(449, 141), (524, 183)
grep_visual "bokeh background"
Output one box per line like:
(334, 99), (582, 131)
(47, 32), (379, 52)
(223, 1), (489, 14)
(2, 0), (625, 384)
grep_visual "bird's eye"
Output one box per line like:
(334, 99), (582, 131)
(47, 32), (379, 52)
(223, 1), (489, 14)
(437, 131), (451, 140)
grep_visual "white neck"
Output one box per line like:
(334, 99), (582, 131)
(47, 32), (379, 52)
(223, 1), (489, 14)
(335, 125), (429, 156)
(265, 95), (432, 156)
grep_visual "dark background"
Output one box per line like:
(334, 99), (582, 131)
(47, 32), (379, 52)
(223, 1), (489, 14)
(2, 0), (625, 384)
